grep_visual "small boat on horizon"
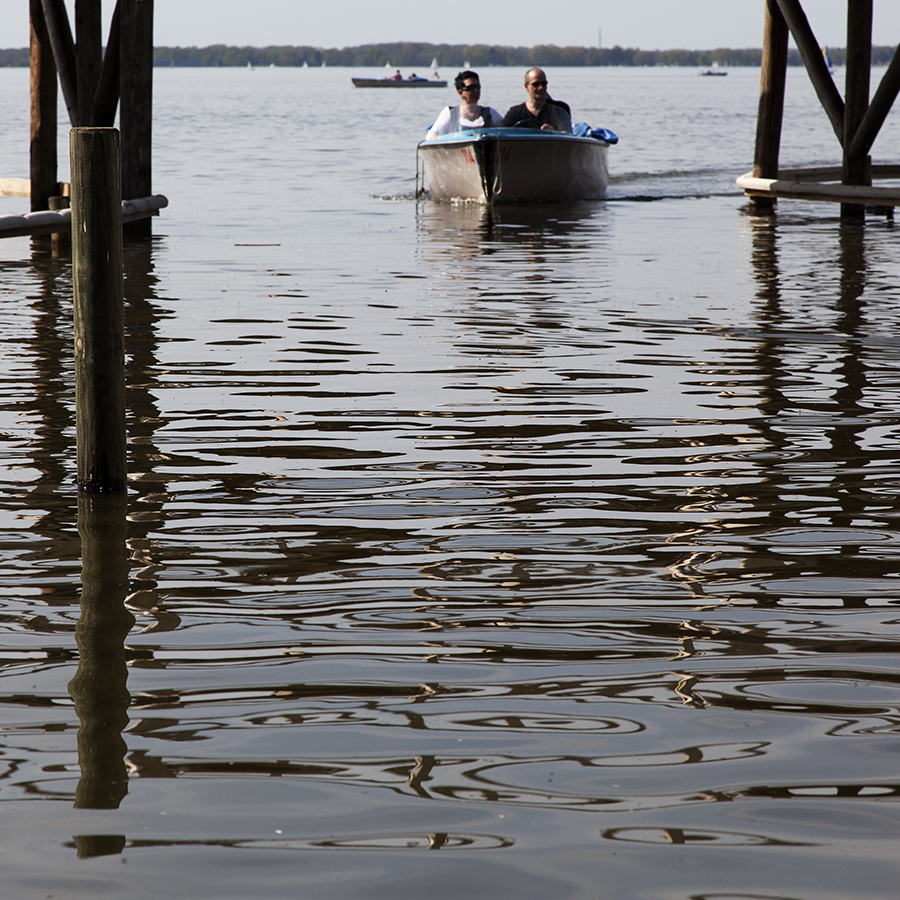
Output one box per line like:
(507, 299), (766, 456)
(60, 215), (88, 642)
(700, 61), (727, 76)
(418, 126), (618, 203)
(353, 75), (447, 88)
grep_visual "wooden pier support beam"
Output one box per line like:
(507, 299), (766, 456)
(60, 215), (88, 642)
(76, 0), (103, 128)
(120, 0), (154, 217)
(71, 128), (127, 492)
(40, 0), (79, 125)
(774, 0), (845, 141)
(849, 41), (900, 159)
(752, 0), (790, 209)
(92, 1), (121, 126)
(29, 0), (58, 211)
(842, 0), (873, 216)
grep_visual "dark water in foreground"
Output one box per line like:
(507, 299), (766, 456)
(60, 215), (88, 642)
(1, 67), (900, 898)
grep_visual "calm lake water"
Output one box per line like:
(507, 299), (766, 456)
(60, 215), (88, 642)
(2, 64), (900, 899)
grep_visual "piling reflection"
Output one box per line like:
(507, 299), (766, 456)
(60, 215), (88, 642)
(659, 210), (896, 607)
(69, 492), (133, 811)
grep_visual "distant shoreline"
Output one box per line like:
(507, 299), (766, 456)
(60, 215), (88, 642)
(1, 43), (896, 69)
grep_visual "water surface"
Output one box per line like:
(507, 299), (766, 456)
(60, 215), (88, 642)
(1, 66), (900, 899)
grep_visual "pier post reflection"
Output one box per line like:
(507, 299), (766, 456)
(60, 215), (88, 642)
(69, 492), (133, 812)
(745, 210), (873, 607)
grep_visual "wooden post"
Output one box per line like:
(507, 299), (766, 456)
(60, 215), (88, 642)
(751, 0), (789, 210)
(849, 41), (900, 159)
(843, 0), (873, 217)
(30, 0), (58, 211)
(92, 1), (122, 126)
(774, 0), (845, 142)
(71, 128), (127, 492)
(76, 0), (103, 127)
(49, 194), (70, 253)
(40, 0), (79, 125)
(120, 0), (154, 231)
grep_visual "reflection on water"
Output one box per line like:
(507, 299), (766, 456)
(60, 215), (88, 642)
(69, 494), (132, 812)
(4, 188), (900, 896)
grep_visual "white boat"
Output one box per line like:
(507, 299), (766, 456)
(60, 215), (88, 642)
(418, 127), (617, 203)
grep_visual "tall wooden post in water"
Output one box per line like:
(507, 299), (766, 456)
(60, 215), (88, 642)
(120, 0), (154, 233)
(842, 1), (873, 217)
(71, 128), (127, 493)
(751, 0), (789, 209)
(29, 0), (58, 211)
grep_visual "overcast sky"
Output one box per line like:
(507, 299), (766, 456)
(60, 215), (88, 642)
(4, 1), (900, 51)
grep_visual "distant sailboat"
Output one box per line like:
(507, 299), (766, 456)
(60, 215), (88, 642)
(823, 46), (834, 73)
(247, 61), (254, 71)
(302, 60), (308, 68)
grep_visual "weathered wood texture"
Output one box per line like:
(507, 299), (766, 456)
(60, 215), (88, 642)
(120, 0), (154, 206)
(737, 170), (900, 206)
(752, 0), (789, 207)
(92, 1), (121, 126)
(849, 42), (900, 158)
(70, 128), (127, 492)
(30, 0), (58, 211)
(842, 0), (874, 215)
(0, 195), (166, 238)
(40, 0), (79, 125)
(774, 0), (845, 142)
(76, 0), (103, 127)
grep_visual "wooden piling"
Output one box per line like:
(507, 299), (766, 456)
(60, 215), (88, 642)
(75, 0), (103, 128)
(71, 127), (127, 492)
(751, 0), (789, 210)
(29, 0), (58, 212)
(842, 0), (873, 217)
(39, 0), (79, 125)
(120, 0), (154, 236)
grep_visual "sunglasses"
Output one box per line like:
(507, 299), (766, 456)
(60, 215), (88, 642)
(527, 80), (548, 87)
(460, 83), (481, 91)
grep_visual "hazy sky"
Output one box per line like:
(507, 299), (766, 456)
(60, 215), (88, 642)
(5, 1), (900, 51)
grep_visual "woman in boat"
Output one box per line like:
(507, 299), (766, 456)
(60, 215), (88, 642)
(425, 71), (502, 140)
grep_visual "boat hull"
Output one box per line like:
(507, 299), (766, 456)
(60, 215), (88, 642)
(419, 128), (609, 203)
(352, 78), (447, 87)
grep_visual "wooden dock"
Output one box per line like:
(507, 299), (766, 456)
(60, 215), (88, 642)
(746, 0), (900, 214)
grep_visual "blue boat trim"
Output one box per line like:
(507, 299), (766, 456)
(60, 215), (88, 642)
(421, 126), (618, 148)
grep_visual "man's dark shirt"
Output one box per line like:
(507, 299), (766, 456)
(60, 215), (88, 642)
(501, 99), (570, 129)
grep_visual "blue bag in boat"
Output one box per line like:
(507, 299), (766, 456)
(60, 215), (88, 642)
(573, 123), (619, 144)
(591, 127), (618, 144)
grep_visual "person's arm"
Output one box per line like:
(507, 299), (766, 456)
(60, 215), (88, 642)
(425, 107), (452, 140)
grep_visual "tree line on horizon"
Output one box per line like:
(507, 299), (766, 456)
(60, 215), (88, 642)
(0, 42), (896, 69)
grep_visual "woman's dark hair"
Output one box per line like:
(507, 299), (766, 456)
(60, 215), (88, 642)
(454, 70), (479, 91)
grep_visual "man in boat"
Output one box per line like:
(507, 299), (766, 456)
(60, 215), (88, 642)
(500, 68), (572, 132)
(389, 69), (403, 81)
(425, 70), (502, 140)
